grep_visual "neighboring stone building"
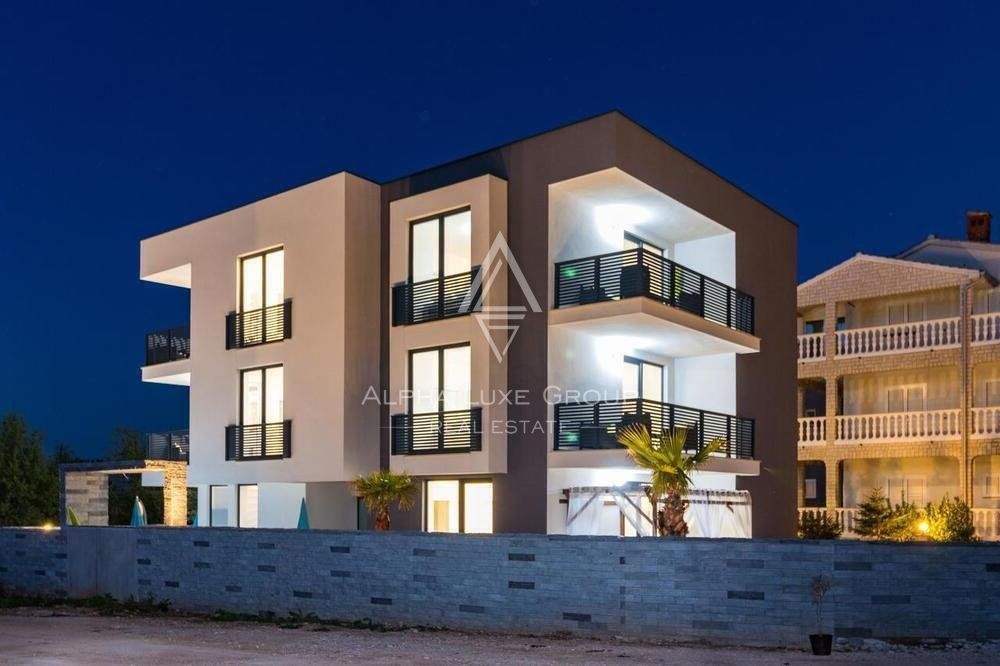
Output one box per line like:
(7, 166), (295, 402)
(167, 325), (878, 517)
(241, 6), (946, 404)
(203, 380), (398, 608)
(797, 211), (1000, 539)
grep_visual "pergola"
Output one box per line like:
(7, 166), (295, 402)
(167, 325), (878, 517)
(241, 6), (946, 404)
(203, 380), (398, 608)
(59, 460), (188, 527)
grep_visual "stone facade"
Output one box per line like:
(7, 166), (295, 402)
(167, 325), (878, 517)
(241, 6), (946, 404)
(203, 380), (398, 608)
(797, 253), (1000, 513)
(3, 527), (1000, 645)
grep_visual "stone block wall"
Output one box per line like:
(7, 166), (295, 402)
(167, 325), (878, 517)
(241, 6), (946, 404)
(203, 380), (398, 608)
(2, 527), (1000, 645)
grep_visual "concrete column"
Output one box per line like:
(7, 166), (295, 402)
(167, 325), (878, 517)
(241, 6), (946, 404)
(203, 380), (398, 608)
(961, 282), (973, 503)
(823, 301), (839, 447)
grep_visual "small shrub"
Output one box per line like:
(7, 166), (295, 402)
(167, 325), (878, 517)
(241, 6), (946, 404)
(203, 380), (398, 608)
(924, 496), (978, 542)
(854, 487), (920, 541)
(798, 511), (843, 539)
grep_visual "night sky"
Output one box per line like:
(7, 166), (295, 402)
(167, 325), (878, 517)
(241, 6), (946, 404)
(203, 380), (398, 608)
(1, 1), (997, 457)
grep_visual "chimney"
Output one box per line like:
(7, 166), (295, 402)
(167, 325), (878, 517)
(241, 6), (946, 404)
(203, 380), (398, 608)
(967, 210), (992, 242)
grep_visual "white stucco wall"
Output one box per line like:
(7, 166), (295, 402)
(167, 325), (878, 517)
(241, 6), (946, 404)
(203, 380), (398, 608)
(140, 173), (382, 498)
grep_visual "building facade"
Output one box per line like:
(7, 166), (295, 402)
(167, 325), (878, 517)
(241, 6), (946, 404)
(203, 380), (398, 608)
(141, 112), (798, 537)
(797, 212), (1000, 539)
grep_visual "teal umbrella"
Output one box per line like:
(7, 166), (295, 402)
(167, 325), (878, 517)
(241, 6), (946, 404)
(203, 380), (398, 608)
(297, 498), (310, 529)
(130, 497), (148, 527)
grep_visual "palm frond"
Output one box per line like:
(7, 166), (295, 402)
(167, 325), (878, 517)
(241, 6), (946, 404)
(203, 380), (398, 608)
(616, 425), (725, 495)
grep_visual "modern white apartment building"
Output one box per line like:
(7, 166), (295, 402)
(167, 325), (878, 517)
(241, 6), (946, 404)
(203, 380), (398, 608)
(141, 112), (797, 536)
(797, 211), (1000, 539)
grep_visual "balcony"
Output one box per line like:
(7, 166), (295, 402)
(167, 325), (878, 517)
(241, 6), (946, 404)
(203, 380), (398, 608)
(146, 430), (189, 462)
(225, 421), (291, 460)
(145, 325), (190, 365)
(553, 398), (754, 459)
(391, 266), (482, 326)
(834, 410), (960, 443)
(554, 248), (754, 335)
(797, 417), (826, 445)
(226, 300), (292, 349)
(390, 408), (483, 455)
(798, 317), (963, 361)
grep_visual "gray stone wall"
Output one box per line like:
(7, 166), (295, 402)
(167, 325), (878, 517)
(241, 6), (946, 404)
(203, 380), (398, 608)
(2, 527), (1000, 645)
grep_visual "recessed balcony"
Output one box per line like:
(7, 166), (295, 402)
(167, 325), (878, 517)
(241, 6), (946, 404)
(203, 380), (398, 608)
(225, 421), (292, 460)
(553, 398), (754, 459)
(226, 300), (292, 350)
(142, 325), (191, 385)
(555, 248), (753, 332)
(146, 430), (189, 462)
(550, 249), (758, 357)
(391, 266), (482, 326)
(390, 408), (483, 454)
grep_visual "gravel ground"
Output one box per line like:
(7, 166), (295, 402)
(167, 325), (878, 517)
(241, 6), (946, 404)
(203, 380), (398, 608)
(2, 610), (1000, 665)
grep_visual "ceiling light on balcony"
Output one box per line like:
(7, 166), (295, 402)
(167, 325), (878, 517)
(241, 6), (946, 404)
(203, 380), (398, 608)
(594, 203), (652, 244)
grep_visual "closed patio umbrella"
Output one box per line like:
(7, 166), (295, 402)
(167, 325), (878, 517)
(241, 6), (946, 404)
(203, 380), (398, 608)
(130, 497), (147, 527)
(297, 498), (310, 529)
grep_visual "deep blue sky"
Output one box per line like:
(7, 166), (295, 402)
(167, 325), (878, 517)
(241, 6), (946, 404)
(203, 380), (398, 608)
(1, 1), (997, 457)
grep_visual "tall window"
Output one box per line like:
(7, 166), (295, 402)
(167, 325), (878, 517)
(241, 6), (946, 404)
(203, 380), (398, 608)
(410, 209), (471, 282)
(210, 486), (230, 526)
(425, 479), (493, 534)
(410, 345), (471, 414)
(238, 247), (285, 346)
(242, 366), (284, 425)
(622, 356), (663, 403)
(238, 485), (259, 528)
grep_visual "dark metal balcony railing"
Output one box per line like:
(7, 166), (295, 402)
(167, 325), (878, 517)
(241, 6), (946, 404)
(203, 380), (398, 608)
(226, 299), (292, 349)
(554, 248), (754, 335)
(146, 430), (190, 462)
(225, 421), (291, 460)
(390, 407), (483, 454)
(554, 398), (754, 459)
(392, 267), (482, 326)
(145, 325), (191, 365)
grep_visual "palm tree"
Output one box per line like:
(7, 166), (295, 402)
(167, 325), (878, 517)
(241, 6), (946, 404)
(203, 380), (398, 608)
(351, 470), (417, 531)
(616, 425), (724, 537)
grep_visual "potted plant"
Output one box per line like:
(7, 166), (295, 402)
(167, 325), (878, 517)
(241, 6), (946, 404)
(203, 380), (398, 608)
(351, 470), (417, 531)
(809, 574), (833, 655)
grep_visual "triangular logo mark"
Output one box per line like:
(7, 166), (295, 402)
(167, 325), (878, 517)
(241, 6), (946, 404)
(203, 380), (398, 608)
(461, 232), (541, 362)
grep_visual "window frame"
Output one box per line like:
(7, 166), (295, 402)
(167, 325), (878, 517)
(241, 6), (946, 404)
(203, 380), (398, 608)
(237, 484), (259, 529)
(209, 485), (229, 527)
(408, 206), (472, 283)
(623, 231), (664, 256)
(423, 478), (493, 534)
(240, 364), (284, 427)
(886, 383), (926, 413)
(623, 355), (664, 402)
(408, 343), (471, 415)
(239, 246), (284, 314)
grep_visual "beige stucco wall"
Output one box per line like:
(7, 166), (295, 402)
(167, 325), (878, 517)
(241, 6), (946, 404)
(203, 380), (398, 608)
(140, 173), (382, 527)
(387, 175), (509, 477)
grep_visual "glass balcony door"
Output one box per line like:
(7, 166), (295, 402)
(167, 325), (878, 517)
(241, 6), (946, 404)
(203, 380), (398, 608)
(240, 248), (284, 345)
(622, 356), (664, 403)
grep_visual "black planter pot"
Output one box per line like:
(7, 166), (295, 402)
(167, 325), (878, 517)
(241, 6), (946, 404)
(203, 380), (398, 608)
(809, 633), (833, 656)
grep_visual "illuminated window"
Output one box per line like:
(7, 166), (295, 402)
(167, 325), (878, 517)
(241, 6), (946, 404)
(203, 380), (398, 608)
(242, 366), (284, 426)
(410, 345), (470, 414)
(622, 356), (663, 402)
(623, 231), (663, 255)
(238, 485), (259, 528)
(425, 479), (493, 534)
(239, 247), (285, 346)
(210, 486), (230, 526)
(410, 208), (472, 282)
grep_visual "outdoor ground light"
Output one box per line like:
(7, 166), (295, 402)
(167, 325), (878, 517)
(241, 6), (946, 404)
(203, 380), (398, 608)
(918, 520), (930, 534)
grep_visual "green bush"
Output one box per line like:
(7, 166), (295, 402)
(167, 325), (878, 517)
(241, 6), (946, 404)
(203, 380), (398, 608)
(924, 496), (978, 542)
(854, 487), (920, 541)
(798, 511), (843, 539)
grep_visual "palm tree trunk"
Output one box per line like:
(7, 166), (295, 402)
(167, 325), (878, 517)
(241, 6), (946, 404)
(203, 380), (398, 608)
(660, 491), (688, 537)
(374, 508), (390, 531)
